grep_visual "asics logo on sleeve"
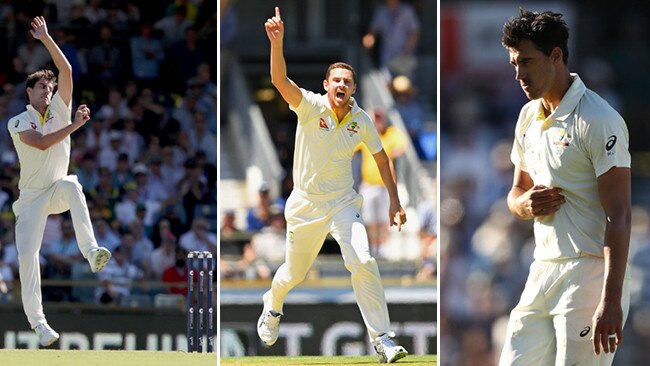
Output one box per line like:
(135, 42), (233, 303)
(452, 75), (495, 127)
(579, 326), (591, 337)
(14, 120), (20, 128)
(605, 135), (617, 151)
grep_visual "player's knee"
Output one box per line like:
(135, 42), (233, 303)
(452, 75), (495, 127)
(344, 256), (377, 274)
(60, 179), (82, 196)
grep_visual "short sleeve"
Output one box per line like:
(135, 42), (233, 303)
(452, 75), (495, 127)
(361, 114), (383, 154)
(8, 115), (33, 136)
(585, 114), (630, 177)
(289, 89), (321, 124)
(49, 92), (72, 127)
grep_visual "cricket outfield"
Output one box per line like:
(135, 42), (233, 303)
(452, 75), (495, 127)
(0, 350), (216, 366)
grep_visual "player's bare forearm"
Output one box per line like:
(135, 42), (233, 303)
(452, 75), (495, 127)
(18, 105), (90, 150)
(32, 16), (73, 104)
(592, 166), (631, 354)
(266, 6), (301, 108)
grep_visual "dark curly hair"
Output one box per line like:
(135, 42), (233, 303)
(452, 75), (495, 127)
(24, 69), (57, 102)
(502, 9), (570, 64)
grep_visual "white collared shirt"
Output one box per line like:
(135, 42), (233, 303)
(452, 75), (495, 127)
(511, 74), (631, 260)
(290, 89), (383, 198)
(8, 93), (72, 190)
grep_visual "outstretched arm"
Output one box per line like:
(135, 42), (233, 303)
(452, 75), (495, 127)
(264, 7), (302, 109)
(30, 16), (72, 106)
(373, 149), (407, 231)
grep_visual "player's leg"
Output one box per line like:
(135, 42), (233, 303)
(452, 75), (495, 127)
(330, 193), (407, 362)
(552, 257), (631, 366)
(258, 194), (328, 346)
(13, 193), (60, 345)
(499, 261), (555, 366)
(49, 176), (111, 271)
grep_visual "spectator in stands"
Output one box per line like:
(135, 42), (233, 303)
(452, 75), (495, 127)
(220, 209), (241, 239)
(76, 152), (99, 195)
(87, 25), (123, 99)
(188, 111), (216, 164)
(250, 204), (286, 264)
(97, 130), (124, 171)
(160, 145), (184, 193)
(94, 219), (121, 252)
(89, 167), (120, 207)
(165, 0), (198, 24)
(118, 230), (150, 275)
(121, 114), (145, 163)
(154, 5), (191, 48)
(53, 27), (82, 94)
(149, 231), (177, 279)
(43, 218), (83, 301)
(130, 22), (164, 88)
(416, 196), (436, 280)
(362, 0), (420, 79)
(161, 246), (189, 295)
(356, 109), (406, 259)
(111, 153), (133, 189)
(179, 216), (217, 254)
(195, 150), (217, 198)
(96, 245), (143, 305)
(16, 30), (50, 74)
(114, 182), (140, 227)
(246, 182), (272, 232)
(98, 88), (131, 126)
(167, 26), (208, 93)
(83, 0), (107, 25)
(177, 158), (209, 224)
(392, 75), (426, 159)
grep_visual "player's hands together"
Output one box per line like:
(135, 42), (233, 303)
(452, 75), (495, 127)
(30, 16), (49, 41)
(516, 184), (565, 218)
(591, 298), (624, 355)
(73, 104), (91, 126)
(265, 7), (284, 43)
(390, 204), (407, 232)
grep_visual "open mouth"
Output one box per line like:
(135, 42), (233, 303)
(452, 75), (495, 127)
(336, 92), (345, 99)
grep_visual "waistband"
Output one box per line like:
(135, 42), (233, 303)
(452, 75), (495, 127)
(291, 188), (354, 203)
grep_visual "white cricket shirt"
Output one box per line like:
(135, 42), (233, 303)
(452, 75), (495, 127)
(290, 89), (383, 199)
(510, 74), (631, 260)
(8, 92), (72, 190)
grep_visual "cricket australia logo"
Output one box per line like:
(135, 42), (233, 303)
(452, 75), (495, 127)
(553, 128), (572, 148)
(346, 121), (359, 137)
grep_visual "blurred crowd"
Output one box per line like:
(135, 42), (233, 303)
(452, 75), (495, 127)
(0, 0), (217, 306)
(219, 0), (436, 283)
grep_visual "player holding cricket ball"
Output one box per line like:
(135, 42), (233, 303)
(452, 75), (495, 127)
(8, 16), (112, 347)
(256, 6), (409, 364)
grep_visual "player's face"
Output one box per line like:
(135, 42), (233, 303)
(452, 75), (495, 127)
(27, 78), (54, 108)
(324, 68), (356, 109)
(508, 40), (557, 101)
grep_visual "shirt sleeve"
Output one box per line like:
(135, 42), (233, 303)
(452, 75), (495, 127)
(49, 92), (72, 128)
(8, 115), (34, 136)
(289, 88), (320, 124)
(585, 113), (631, 177)
(361, 113), (383, 155)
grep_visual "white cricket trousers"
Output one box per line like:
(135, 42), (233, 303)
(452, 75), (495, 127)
(499, 256), (631, 366)
(13, 175), (98, 328)
(263, 189), (392, 340)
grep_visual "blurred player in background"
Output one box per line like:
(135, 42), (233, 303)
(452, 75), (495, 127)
(500, 9), (631, 365)
(7, 16), (111, 347)
(257, 7), (408, 363)
(356, 109), (406, 259)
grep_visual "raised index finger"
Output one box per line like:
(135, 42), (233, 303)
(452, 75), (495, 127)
(275, 6), (281, 19)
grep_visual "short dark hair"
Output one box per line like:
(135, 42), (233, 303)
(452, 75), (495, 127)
(502, 9), (569, 64)
(325, 62), (357, 84)
(25, 69), (56, 102)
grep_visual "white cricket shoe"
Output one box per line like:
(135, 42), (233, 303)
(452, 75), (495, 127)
(373, 333), (408, 363)
(257, 308), (282, 346)
(34, 323), (59, 347)
(87, 247), (112, 273)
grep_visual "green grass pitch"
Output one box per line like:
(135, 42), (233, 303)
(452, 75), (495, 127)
(221, 355), (437, 365)
(0, 350), (216, 366)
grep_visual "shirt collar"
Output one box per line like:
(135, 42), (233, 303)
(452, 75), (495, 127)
(321, 95), (360, 116)
(547, 73), (586, 122)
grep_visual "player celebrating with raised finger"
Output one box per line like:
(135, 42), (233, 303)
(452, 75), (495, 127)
(256, 7), (408, 363)
(8, 16), (112, 347)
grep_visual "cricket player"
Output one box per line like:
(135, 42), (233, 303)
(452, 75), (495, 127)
(8, 16), (111, 347)
(257, 7), (408, 363)
(500, 9), (631, 365)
